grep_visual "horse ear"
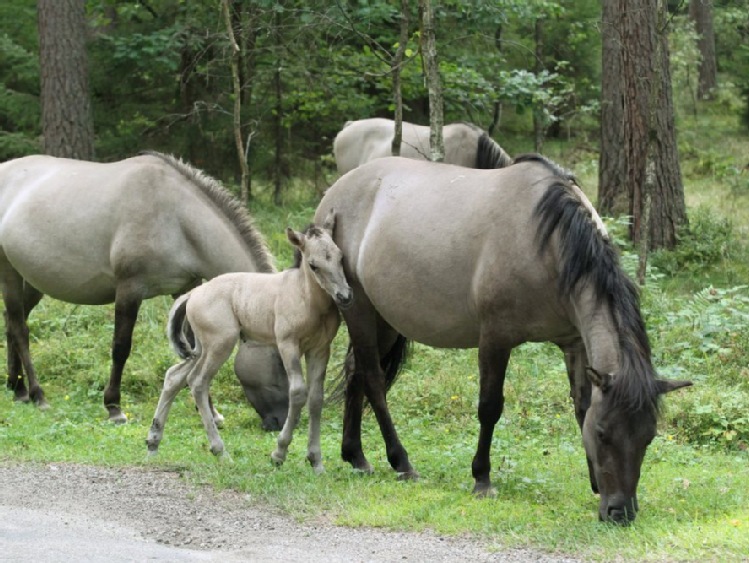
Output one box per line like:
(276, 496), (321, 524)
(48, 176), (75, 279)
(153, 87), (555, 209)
(586, 366), (612, 392)
(656, 379), (693, 395)
(322, 208), (336, 235)
(286, 227), (305, 249)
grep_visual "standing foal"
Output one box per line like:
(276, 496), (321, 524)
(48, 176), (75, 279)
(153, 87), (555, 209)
(146, 210), (351, 472)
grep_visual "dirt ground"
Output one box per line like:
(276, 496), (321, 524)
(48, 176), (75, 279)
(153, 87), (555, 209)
(0, 462), (582, 562)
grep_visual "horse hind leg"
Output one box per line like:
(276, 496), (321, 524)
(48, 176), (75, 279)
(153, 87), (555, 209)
(303, 346), (331, 474)
(1, 269), (47, 407)
(471, 341), (511, 497)
(146, 359), (193, 455)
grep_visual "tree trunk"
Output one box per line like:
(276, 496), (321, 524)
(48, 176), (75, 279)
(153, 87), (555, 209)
(533, 18), (544, 153)
(272, 9), (285, 205)
(391, 0), (409, 156)
(418, 0), (444, 162)
(689, 0), (717, 100)
(598, 0), (627, 216)
(38, 0), (94, 160)
(221, 0), (250, 204)
(599, 0), (686, 250)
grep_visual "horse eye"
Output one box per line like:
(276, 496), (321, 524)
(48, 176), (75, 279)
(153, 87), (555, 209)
(596, 425), (609, 444)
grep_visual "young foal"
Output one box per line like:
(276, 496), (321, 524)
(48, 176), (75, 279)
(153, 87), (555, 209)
(146, 211), (352, 472)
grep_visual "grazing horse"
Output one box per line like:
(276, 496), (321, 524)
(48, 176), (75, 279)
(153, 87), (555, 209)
(332, 118), (512, 174)
(0, 152), (287, 427)
(147, 211), (352, 471)
(314, 155), (691, 524)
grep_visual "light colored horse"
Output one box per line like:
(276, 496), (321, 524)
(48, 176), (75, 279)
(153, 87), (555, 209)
(146, 211), (352, 471)
(314, 155), (692, 524)
(332, 118), (513, 174)
(0, 152), (287, 427)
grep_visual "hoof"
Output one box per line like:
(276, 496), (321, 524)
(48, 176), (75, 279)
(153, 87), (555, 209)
(213, 414), (225, 429)
(13, 392), (30, 404)
(146, 449), (159, 460)
(396, 469), (420, 482)
(217, 451), (233, 464)
(108, 412), (128, 425)
(472, 483), (497, 498)
(351, 463), (374, 475)
(37, 399), (51, 411)
(270, 450), (285, 466)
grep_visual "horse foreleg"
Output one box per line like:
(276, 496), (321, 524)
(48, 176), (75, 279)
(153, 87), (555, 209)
(563, 343), (597, 493)
(1, 269), (47, 407)
(271, 341), (307, 466)
(146, 360), (192, 455)
(304, 345), (331, 474)
(471, 341), (511, 497)
(104, 290), (142, 423)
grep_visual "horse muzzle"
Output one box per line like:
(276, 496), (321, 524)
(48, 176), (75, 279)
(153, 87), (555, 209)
(336, 290), (354, 310)
(599, 495), (638, 525)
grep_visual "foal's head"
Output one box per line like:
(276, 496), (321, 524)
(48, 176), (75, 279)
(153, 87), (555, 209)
(286, 209), (353, 309)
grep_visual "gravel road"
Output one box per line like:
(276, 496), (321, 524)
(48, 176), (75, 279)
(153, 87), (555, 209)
(0, 462), (581, 562)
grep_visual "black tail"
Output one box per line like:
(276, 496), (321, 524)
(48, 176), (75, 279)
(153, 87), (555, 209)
(327, 334), (410, 403)
(167, 293), (196, 359)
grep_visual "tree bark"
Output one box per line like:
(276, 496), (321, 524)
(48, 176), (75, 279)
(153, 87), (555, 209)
(38, 0), (95, 160)
(418, 0), (444, 162)
(221, 0), (250, 204)
(391, 0), (409, 157)
(599, 0), (686, 250)
(533, 18), (544, 153)
(689, 0), (717, 100)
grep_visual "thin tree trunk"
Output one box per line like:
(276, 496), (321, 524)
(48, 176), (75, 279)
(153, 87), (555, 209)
(418, 0), (443, 162)
(38, 0), (94, 160)
(689, 0), (717, 100)
(391, 0), (409, 156)
(533, 18), (544, 153)
(221, 0), (249, 204)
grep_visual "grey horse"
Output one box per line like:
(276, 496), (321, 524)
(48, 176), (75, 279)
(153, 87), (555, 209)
(0, 151), (287, 428)
(314, 154), (691, 524)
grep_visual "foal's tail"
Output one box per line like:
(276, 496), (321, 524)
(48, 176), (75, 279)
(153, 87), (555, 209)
(167, 293), (198, 359)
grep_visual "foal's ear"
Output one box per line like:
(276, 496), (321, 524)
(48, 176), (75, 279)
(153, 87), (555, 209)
(656, 379), (693, 395)
(286, 227), (305, 249)
(322, 208), (337, 235)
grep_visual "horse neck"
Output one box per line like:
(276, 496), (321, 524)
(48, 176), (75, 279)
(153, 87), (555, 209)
(296, 263), (334, 313)
(570, 286), (621, 375)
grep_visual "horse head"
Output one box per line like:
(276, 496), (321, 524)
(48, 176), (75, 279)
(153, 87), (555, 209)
(582, 368), (692, 524)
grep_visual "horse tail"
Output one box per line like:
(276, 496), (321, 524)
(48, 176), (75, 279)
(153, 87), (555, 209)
(167, 293), (198, 359)
(476, 133), (513, 169)
(327, 334), (411, 404)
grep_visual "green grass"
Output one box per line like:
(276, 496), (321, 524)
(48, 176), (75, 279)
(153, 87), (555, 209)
(3, 107), (749, 561)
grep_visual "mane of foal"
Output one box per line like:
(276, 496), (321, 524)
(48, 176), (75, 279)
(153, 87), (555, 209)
(530, 156), (660, 417)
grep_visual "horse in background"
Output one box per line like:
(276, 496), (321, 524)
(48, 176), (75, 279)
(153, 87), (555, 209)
(314, 154), (691, 524)
(0, 151), (287, 428)
(147, 211), (352, 471)
(332, 118), (512, 174)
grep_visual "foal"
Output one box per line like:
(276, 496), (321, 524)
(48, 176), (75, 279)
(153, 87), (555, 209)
(146, 210), (352, 472)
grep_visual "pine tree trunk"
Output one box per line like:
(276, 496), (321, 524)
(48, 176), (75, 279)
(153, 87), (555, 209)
(689, 0), (717, 100)
(38, 0), (94, 160)
(391, 0), (409, 157)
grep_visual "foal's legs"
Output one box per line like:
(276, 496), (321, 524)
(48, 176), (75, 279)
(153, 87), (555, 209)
(0, 267), (47, 407)
(471, 339), (511, 496)
(5, 282), (43, 401)
(271, 340), (307, 465)
(146, 360), (192, 454)
(103, 285), (143, 423)
(304, 345), (331, 474)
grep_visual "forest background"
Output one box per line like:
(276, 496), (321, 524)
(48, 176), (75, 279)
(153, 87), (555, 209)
(2, 1), (749, 560)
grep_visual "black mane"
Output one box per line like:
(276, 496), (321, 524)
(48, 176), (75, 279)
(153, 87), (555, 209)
(533, 170), (660, 416)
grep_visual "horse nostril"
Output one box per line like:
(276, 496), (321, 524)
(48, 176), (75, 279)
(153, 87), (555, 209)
(607, 505), (636, 525)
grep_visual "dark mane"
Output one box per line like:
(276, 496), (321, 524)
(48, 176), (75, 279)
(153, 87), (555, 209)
(141, 151), (276, 273)
(533, 176), (660, 417)
(513, 153), (578, 184)
(290, 224), (324, 269)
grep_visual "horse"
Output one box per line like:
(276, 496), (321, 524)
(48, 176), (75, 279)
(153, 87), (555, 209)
(313, 154), (692, 524)
(332, 118), (513, 174)
(146, 210), (352, 470)
(0, 151), (288, 428)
